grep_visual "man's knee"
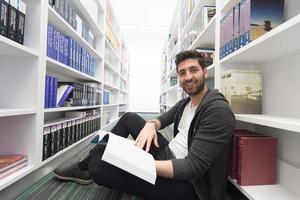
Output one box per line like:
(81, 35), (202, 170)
(120, 112), (138, 120)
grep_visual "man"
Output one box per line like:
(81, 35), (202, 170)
(54, 50), (235, 200)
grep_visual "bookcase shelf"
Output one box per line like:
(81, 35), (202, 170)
(69, 0), (104, 37)
(46, 57), (101, 83)
(0, 165), (35, 191)
(105, 38), (120, 61)
(228, 177), (300, 200)
(0, 0), (130, 195)
(0, 109), (37, 117)
(235, 114), (300, 133)
(48, 6), (103, 60)
(44, 105), (101, 113)
(104, 82), (119, 91)
(104, 60), (119, 75)
(161, 0), (300, 199)
(180, 0), (215, 41)
(188, 15), (216, 50)
(220, 14), (300, 65)
(0, 36), (39, 57)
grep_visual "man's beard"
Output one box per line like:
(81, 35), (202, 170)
(181, 75), (205, 96)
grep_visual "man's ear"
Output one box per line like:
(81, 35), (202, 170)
(204, 67), (208, 79)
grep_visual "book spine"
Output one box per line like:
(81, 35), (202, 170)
(58, 32), (64, 63)
(231, 135), (238, 179)
(49, 76), (54, 108)
(0, 0), (9, 37)
(67, 120), (72, 146)
(62, 121), (68, 149)
(53, 77), (57, 107)
(7, 0), (17, 41)
(57, 123), (63, 151)
(57, 85), (73, 107)
(53, 28), (59, 60)
(46, 25), (52, 58)
(236, 140), (243, 184)
(15, 0), (25, 44)
(43, 126), (51, 161)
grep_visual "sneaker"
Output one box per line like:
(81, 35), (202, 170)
(53, 163), (93, 185)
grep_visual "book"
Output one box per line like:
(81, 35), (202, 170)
(91, 131), (157, 184)
(0, 0), (9, 37)
(7, 0), (17, 41)
(221, 69), (262, 114)
(0, 154), (27, 173)
(230, 130), (265, 179)
(16, 0), (25, 44)
(0, 160), (28, 179)
(240, 0), (284, 47)
(56, 84), (73, 107)
(237, 136), (277, 185)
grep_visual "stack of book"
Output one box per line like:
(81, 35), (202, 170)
(0, 0), (26, 44)
(230, 130), (277, 186)
(220, 0), (284, 59)
(44, 78), (102, 108)
(43, 109), (101, 161)
(0, 154), (28, 180)
(47, 25), (96, 77)
(48, 0), (95, 47)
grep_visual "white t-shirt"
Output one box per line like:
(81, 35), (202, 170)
(168, 101), (197, 158)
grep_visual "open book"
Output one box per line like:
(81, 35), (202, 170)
(91, 131), (157, 184)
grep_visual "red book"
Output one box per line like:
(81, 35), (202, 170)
(230, 130), (263, 179)
(237, 136), (277, 186)
(0, 154), (27, 173)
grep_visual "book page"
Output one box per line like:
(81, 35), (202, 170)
(100, 132), (157, 184)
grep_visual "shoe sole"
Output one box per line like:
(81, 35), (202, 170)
(53, 172), (93, 185)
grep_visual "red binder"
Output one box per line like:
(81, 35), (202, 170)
(237, 136), (277, 185)
(230, 130), (263, 179)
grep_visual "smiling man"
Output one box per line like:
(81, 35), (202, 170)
(53, 50), (235, 200)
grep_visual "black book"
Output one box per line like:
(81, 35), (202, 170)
(16, 0), (25, 44)
(43, 126), (51, 161)
(7, 0), (17, 41)
(0, 0), (9, 37)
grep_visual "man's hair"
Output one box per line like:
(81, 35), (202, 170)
(175, 50), (206, 71)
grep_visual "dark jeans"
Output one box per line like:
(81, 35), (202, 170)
(78, 112), (197, 200)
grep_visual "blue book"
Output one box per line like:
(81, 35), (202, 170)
(64, 36), (70, 65)
(233, 4), (240, 51)
(68, 38), (73, 67)
(53, 77), (58, 107)
(44, 75), (50, 108)
(56, 84), (73, 107)
(58, 32), (64, 64)
(46, 25), (53, 58)
(53, 29), (59, 60)
(49, 76), (54, 108)
(79, 46), (83, 72)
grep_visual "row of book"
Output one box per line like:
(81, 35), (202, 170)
(43, 110), (101, 161)
(230, 130), (277, 186)
(0, 0), (25, 44)
(0, 154), (28, 180)
(220, 0), (284, 59)
(103, 89), (115, 105)
(48, 0), (95, 48)
(221, 69), (262, 114)
(47, 25), (96, 77)
(45, 75), (102, 108)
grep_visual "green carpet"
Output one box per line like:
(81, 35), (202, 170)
(15, 113), (170, 200)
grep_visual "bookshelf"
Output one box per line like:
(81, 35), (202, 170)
(161, 0), (300, 199)
(0, 0), (130, 193)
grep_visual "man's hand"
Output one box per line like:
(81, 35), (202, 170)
(134, 122), (159, 152)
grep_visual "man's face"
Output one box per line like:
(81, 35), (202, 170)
(177, 58), (208, 96)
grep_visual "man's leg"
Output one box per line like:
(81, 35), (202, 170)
(54, 112), (169, 184)
(87, 141), (197, 200)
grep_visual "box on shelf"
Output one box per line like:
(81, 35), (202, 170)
(222, 69), (262, 114)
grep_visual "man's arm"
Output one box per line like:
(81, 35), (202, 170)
(155, 160), (173, 178)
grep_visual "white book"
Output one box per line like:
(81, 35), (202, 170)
(91, 131), (157, 184)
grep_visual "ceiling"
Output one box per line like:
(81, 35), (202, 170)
(109, 0), (178, 53)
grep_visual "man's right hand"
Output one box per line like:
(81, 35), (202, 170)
(134, 122), (159, 152)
